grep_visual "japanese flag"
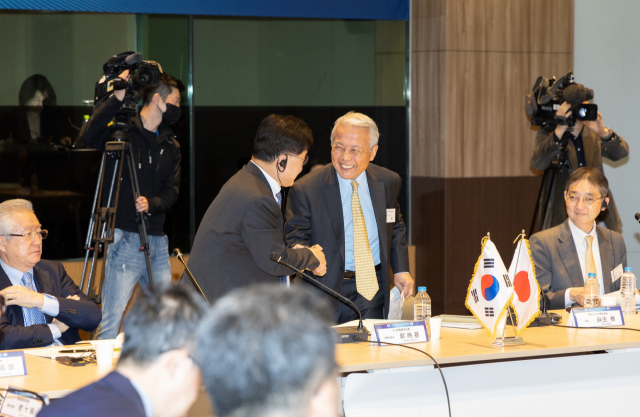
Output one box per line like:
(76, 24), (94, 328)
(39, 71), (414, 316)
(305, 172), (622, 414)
(509, 238), (541, 335)
(465, 237), (514, 336)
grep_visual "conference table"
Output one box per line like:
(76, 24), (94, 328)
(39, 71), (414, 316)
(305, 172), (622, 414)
(3, 310), (640, 416)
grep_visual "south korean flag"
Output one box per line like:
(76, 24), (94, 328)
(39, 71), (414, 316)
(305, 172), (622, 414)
(465, 235), (514, 336)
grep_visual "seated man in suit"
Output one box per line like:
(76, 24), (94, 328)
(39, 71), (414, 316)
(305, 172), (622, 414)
(197, 285), (339, 417)
(286, 111), (414, 323)
(530, 167), (627, 309)
(39, 284), (206, 417)
(0, 199), (101, 349)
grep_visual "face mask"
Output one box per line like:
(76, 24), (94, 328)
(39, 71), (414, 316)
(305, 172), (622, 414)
(162, 103), (181, 125)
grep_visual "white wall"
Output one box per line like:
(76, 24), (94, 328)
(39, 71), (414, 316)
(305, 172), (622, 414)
(575, 1), (640, 270)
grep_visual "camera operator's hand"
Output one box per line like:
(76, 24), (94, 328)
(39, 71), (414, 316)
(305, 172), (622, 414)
(114, 70), (130, 102)
(554, 101), (572, 139)
(583, 111), (610, 138)
(135, 196), (149, 213)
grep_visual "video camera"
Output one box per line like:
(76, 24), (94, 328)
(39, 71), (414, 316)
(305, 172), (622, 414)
(525, 72), (598, 131)
(93, 51), (163, 121)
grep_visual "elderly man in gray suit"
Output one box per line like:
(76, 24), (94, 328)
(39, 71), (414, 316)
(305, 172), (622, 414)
(286, 112), (414, 324)
(530, 167), (627, 309)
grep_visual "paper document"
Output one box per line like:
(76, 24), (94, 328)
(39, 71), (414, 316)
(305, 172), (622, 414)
(603, 290), (640, 306)
(24, 346), (94, 359)
(435, 314), (483, 330)
(387, 287), (405, 320)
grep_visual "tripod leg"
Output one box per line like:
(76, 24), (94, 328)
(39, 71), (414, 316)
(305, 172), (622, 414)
(125, 144), (155, 287)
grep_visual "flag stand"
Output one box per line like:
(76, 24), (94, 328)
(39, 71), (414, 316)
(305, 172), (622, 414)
(492, 306), (525, 347)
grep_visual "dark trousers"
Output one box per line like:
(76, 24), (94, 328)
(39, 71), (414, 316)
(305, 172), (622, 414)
(337, 268), (384, 324)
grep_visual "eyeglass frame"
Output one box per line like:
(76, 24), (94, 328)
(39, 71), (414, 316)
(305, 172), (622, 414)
(285, 154), (309, 166)
(5, 230), (49, 240)
(565, 194), (606, 207)
(331, 143), (375, 159)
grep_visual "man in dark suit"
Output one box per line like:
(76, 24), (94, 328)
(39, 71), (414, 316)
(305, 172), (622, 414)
(286, 112), (414, 323)
(530, 167), (628, 309)
(0, 199), (101, 349)
(39, 284), (206, 417)
(186, 114), (326, 304)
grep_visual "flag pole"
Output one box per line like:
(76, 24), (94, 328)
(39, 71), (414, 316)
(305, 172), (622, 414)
(492, 230), (527, 348)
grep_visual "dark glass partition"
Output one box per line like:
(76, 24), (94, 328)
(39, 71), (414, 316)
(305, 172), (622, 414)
(0, 10), (407, 259)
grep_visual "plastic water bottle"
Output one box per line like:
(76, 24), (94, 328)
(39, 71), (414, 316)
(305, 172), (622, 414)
(583, 272), (600, 308)
(621, 267), (636, 316)
(414, 286), (431, 332)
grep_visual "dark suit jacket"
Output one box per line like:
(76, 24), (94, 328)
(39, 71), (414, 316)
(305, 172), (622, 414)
(37, 371), (145, 417)
(530, 219), (627, 310)
(186, 162), (320, 304)
(531, 126), (629, 232)
(0, 260), (102, 350)
(285, 163), (410, 321)
(0, 107), (74, 145)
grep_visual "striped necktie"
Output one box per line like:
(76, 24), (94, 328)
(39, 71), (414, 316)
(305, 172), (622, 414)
(351, 180), (378, 301)
(21, 272), (46, 326)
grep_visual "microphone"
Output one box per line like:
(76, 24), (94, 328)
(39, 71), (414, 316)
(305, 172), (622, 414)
(635, 213), (640, 223)
(124, 52), (143, 66)
(269, 252), (368, 344)
(173, 248), (209, 305)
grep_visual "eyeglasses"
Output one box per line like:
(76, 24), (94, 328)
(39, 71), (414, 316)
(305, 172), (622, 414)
(566, 195), (605, 207)
(331, 144), (371, 159)
(286, 154), (309, 166)
(6, 230), (48, 240)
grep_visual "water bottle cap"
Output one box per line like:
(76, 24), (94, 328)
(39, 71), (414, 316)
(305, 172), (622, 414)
(588, 273), (596, 278)
(625, 267), (633, 272)
(418, 286), (426, 292)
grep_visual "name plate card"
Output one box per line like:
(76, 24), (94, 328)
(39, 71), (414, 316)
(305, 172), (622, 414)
(0, 352), (26, 378)
(372, 321), (428, 346)
(568, 306), (625, 328)
(0, 393), (43, 417)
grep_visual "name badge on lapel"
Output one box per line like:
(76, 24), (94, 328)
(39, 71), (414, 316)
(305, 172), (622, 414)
(386, 209), (395, 223)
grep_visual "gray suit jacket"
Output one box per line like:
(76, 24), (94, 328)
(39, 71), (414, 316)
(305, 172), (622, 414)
(530, 219), (627, 310)
(285, 163), (410, 321)
(530, 126), (629, 232)
(185, 162), (320, 304)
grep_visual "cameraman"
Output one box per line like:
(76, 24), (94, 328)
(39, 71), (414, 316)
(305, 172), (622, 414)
(79, 71), (184, 340)
(530, 84), (629, 232)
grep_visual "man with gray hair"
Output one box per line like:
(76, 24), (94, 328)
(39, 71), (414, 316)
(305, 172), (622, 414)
(0, 199), (101, 349)
(39, 285), (206, 417)
(286, 111), (413, 324)
(197, 284), (339, 417)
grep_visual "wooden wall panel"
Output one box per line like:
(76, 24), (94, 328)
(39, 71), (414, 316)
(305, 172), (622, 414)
(445, 0), (573, 53)
(412, 0), (446, 52)
(411, 51), (446, 177)
(444, 51), (573, 177)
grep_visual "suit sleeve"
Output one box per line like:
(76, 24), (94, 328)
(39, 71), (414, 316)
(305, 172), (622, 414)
(0, 312), (54, 350)
(390, 176), (410, 274)
(601, 132), (629, 162)
(53, 264), (102, 331)
(531, 129), (561, 171)
(242, 195), (319, 276)
(530, 234), (566, 309)
(79, 95), (122, 151)
(284, 184), (312, 248)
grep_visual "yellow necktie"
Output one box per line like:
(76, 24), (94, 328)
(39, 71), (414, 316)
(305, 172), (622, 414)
(351, 180), (378, 301)
(585, 235), (597, 280)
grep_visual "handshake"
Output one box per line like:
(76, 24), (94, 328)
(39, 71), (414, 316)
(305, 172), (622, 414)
(293, 244), (327, 277)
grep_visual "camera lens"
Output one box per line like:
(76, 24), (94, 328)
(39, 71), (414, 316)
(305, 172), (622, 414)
(139, 72), (151, 85)
(579, 107), (587, 117)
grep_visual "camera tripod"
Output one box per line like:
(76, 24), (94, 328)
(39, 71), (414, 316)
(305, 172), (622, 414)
(79, 115), (154, 302)
(529, 140), (571, 236)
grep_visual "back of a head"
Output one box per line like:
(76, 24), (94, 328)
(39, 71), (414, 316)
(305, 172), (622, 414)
(118, 284), (207, 366)
(565, 167), (610, 198)
(562, 83), (587, 107)
(197, 285), (337, 417)
(252, 114), (313, 163)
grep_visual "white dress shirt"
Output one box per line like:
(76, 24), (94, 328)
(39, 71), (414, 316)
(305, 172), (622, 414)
(564, 219), (605, 307)
(251, 160), (281, 203)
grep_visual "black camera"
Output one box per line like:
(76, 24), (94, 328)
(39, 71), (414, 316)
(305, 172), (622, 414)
(525, 71), (597, 131)
(94, 51), (162, 115)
